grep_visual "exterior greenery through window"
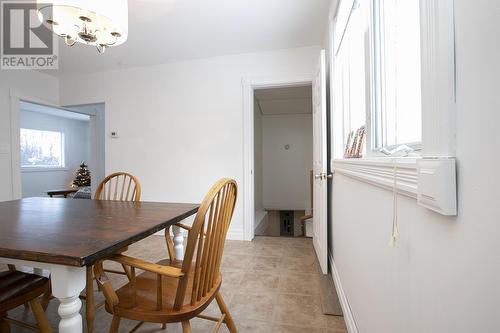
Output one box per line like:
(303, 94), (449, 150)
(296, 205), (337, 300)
(20, 128), (65, 168)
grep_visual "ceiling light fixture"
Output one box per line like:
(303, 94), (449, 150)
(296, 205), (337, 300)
(37, 0), (128, 53)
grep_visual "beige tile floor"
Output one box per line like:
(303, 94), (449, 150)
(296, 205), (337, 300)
(4, 235), (347, 333)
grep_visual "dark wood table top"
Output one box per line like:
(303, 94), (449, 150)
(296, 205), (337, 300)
(0, 198), (199, 267)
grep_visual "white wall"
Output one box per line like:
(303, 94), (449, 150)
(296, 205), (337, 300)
(330, 1), (500, 332)
(262, 113), (312, 210)
(254, 99), (264, 213)
(59, 46), (320, 239)
(253, 98), (267, 231)
(20, 110), (90, 197)
(67, 103), (106, 194)
(0, 71), (59, 201)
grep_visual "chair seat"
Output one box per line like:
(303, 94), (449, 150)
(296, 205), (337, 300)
(0, 271), (49, 312)
(111, 259), (222, 323)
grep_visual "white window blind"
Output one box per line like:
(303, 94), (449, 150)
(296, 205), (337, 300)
(374, 0), (422, 149)
(334, 0), (370, 157)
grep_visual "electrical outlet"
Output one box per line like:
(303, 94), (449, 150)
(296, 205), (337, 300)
(110, 131), (119, 138)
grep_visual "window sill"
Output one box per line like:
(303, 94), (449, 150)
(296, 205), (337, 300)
(332, 157), (419, 198)
(22, 168), (68, 173)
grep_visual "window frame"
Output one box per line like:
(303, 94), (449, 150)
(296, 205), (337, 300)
(330, 0), (457, 214)
(20, 128), (67, 171)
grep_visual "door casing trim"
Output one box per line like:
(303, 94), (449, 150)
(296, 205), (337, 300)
(241, 75), (313, 241)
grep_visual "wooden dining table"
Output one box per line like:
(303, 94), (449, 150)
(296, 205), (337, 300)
(0, 197), (199, 333)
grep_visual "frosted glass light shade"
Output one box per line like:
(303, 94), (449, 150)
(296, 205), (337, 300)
(37, 0), (128, 48)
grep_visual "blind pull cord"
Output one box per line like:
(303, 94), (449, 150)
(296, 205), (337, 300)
(388, 159), (399, 247)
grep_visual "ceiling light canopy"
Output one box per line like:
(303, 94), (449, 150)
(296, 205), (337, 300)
(37, 0), (128, 53)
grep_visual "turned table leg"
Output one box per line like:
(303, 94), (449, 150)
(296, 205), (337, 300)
(50, 265), (86, 333)
(172, 225), (185, 260)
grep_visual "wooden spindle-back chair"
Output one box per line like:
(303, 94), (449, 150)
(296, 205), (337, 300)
(85, 172), (142, 333)
(94, 172), (141, 202)
(94, 178), (238, 333)
(0, 270), (52, 333)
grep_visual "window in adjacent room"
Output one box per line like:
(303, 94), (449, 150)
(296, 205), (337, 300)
(20, 128), (65, 168)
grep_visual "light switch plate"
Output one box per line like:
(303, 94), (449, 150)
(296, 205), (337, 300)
(417, 158), (457, 216)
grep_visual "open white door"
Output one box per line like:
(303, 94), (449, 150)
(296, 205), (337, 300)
(312, 50), (329, 274)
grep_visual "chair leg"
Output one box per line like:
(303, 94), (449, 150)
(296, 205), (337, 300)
(29, 299), (52, 333)
(0, 315), (10, 333)
(41, 278), (52, 311)
(181, 320), (192, 333)
(161, 323), (167, 329)
(122, 264), (132, 281)
(215, 292), (237, 333)
(41, 293), (52, 311)
(86, 266), (95, 333)
(109, 316), (121, 333)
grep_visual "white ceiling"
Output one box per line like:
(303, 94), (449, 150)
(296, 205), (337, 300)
(49, 0), (331, 77)
(255, 85), (312, 115)
(20, 101), (90, 121)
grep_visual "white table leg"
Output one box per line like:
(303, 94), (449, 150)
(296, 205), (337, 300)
(172, 225), (185, 259)
(50, 265), (86, 333)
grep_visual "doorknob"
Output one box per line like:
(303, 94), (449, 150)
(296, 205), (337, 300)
(315, 173), (333, 180)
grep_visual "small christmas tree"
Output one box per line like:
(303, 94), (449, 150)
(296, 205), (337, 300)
(73, 162), (91, 187)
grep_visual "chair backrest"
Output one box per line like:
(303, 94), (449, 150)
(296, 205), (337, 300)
(94, 172), (141, 202)
(174, 178), (237, 309)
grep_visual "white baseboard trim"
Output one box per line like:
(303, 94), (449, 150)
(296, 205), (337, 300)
(329, 252), (359, 333)
(227, 228), (245, 240)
